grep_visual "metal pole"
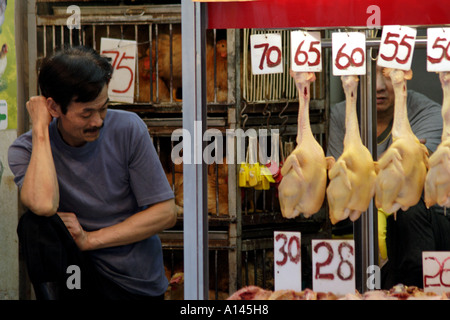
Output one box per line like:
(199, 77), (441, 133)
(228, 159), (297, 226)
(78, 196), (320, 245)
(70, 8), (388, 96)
(181, 0), (209, 300)
(354, 31), (378, 293)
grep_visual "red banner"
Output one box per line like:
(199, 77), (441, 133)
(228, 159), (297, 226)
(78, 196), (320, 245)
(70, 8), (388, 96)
(207, 0), (450, 29)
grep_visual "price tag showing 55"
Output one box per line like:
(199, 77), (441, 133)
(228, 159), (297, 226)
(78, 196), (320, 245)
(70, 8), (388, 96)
(332, 32), (366, 76)
(250, 33), (283, 75)
(378, 25), (416, 70)
(291, 31), (322, 72)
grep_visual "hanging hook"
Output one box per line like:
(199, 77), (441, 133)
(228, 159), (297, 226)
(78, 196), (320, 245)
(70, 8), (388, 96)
(240, 101), (249, 130)
(263, 101), (271, 129)
(278, 101), (289, 135)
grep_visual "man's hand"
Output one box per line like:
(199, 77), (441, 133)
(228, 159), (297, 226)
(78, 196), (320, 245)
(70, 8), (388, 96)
(57, 212), (90, 251)
(26, 96), (53, 129)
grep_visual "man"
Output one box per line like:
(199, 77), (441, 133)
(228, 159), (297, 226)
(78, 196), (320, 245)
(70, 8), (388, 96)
(8, 46), (177, 299)
(328, 65), (450, 289)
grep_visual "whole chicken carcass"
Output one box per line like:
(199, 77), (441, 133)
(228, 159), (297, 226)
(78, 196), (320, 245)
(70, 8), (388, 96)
(424, 72), (450, 208)
(327, 75), (377, 224)
(374, 68), (429, 217)
(278, 70), (334, 219)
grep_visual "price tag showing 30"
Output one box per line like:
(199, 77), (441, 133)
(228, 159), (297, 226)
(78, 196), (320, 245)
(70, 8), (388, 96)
(250, 33), (283, 75)
(332, 32), (366, 76)
(274, 231), (302, 291)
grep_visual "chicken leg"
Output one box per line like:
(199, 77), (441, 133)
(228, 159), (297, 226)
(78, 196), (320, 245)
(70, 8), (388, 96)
(424, 72), (450, 208)
(374, 68), (429, 217)
(278, 70), (334, 219)
(326, 75), (377, 224)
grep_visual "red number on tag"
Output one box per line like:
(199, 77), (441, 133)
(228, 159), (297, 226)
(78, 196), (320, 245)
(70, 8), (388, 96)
(337, 242), (354, 281)
(275, 233), (301, 266)
(424, 256), (450, 288)
(254, 43), (282, 70)
(427, 37), (450, 64)
(380, 32), (414, 64)
(335, 43), (364, 70)
(101, 50), (135, 94)
(294, 40), (321, 67)
(314, 241), (334, 280)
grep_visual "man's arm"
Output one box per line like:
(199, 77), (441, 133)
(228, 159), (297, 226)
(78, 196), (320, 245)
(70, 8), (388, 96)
(58, 199), (177, 251)
(20, 97), (59, 216)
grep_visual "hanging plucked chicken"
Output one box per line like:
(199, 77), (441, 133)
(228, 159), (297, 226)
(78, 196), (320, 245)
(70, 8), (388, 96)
(374, 68), (429, 218)
(278, 70), (334, 219)
(424, 71), (450, 208)
(326, 75), (377, 224)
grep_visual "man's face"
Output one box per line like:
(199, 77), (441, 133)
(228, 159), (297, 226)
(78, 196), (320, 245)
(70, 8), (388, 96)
(376, 66), (395, 114)
(57, 85), (109, 147)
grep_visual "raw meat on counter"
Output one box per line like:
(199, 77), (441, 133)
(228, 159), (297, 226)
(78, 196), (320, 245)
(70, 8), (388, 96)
(227, 284), (449, 300)
(327, 75), (377, 224)
(278, 71), (334, 219)
(374, 68), (429, 218)
(425, 71), (450, 208)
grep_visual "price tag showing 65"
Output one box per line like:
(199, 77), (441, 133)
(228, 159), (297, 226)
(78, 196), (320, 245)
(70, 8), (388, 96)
(291, 31), (322, 72)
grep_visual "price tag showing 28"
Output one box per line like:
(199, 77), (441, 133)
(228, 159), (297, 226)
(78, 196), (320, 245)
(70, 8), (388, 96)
(312, 239), (355, 296)
(378, 25), (416, 70)
(332, 32), (366, 76)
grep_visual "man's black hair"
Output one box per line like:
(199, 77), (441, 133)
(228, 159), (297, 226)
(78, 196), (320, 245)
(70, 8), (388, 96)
(38, 46), (113, 114)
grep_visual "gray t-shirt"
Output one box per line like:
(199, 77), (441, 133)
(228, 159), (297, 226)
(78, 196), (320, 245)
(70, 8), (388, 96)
(327, 90), (443, 160)
(8, 109), (174, 296)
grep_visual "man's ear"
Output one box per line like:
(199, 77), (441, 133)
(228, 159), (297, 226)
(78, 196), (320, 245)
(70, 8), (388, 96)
(46, 98), (61, 118)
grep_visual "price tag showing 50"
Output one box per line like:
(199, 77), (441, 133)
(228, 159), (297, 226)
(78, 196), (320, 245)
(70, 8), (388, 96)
(332, 32), (366, 76)
(427, 28), (450, 72)
(378, 25), (416, 70)
(250, 33), (283, 75)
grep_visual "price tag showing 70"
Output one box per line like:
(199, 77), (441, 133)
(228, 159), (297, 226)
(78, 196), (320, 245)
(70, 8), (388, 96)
(250, 33), (283, 75)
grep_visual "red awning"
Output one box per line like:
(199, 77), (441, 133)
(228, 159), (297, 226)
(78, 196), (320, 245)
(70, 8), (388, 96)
(207, 0), (450, 29)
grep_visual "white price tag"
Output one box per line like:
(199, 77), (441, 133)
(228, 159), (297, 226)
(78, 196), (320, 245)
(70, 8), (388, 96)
(274, 231), (302, 291)
(250, 34), (283, 75)
(332, 32), (366, 76)
(427, 28), (450, 72)
(312, 239), (355, 296)
(100, 38), (137, 103)
(422, 251), (450, 294)
(290, 30), (322, 72)
(378, 25), (416, 70)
